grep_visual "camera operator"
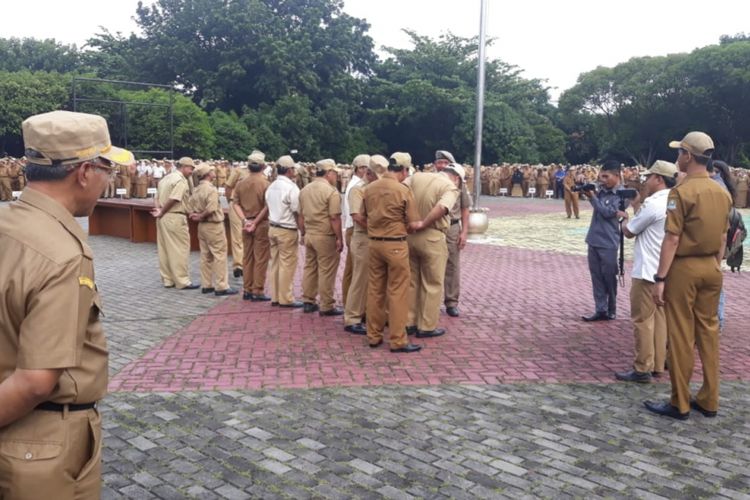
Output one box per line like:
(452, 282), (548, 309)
(614, 161), (677, 383)
(581, 160), (629, 322)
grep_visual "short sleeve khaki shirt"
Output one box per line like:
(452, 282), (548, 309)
(299, 178), (341, 236)
(348, 183), (367, 234)
(0, 188), (108, 404)
(232, 174), (269, 218)
(191, 181), (224, 222)
(157, 171), (190, 214)
(665, 171), (732, 257)
(405, 172), (459, 231)
(362, 175), (419, 238)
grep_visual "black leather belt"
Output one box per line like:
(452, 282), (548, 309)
(450, 219), (460, 225)
(370, 236), (407, 241)
(270, 223), (297, 230)
(36, 401), (97, 412)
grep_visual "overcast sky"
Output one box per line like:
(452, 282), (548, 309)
(3, 0), (748, 101)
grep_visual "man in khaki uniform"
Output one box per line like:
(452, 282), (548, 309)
(225, 156), (255, 278)
(362, 155), (422, 352)
(189, 163), (238, 297)
(0, 159), (12, 201)
(0, 110), (133, 498)
(233, 153), (271, 301)
(404, 159), (460, 337)
(215, 161), (228, 188)
(11, 160), (26, 192)
(434, 150), (471, 317)
(646, 132), (732, 420)
(265, 155), (304, 307)
(344, 156), (384, 334)
(299, 159), (344, 315)
(563, 168), (580, 218)
(115, 162), (133, 198)
(152, 157), (199, 289)
(342, 154), (371, 308)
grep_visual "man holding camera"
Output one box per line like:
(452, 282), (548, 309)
(581, 160), (628, 322)
(614, 160), (677, 383)
(645, 132), (732, 420)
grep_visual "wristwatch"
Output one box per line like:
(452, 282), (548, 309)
(653, 274), (666, 283)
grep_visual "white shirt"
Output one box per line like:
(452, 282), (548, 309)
(342, 175), (363, 230)
(627, 188), (670, 282)
(137, 164), (153, 176)
(265, 175), (300, 229)
(152, 165), (167, 179)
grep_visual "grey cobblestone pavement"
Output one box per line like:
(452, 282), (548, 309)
(72, 213), (750, 499)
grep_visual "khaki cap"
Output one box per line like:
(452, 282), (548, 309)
(276, 155), (295, 169)
(646, 160), (678, 178)
(669, 131), (714, 158)
(177, 157), (195, 167)
(389, 152), (412, 169)
(352, 154), (371, 168)
(194, 163), (215, 177)
(444, 162), (466, 183)
(369, 155), (388, 178)
(22, 110), (133, 167)
(316, 158), (340, 173)
(247, 150), (266, 165)
(435, 150), (456, 163)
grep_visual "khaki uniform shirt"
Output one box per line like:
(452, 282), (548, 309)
(191, 181), (224, 222)
(232, 173), (269, 218)
(225, 166), (249, 192)
(157, 171), (190, 214)
(0, 163), (10, 178)
(405, 172), (459, 232)
(450, 182), (471, 221)
(348, 183), (367, 234)
(362, 175), (419, 238)
(0, 189), (108, 404)
(666, 171), (732, 257)
(299, 178), (341, 236)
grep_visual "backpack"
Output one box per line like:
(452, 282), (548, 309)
(725, 207), (747, 272)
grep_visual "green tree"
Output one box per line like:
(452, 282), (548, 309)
(0, 38), (81, 73)
(209, 110), (252, 160)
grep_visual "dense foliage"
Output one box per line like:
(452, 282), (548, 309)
(0, 2), (748, 167)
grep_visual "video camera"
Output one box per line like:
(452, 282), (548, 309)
(571, 183), (597, 193)
(571, 182), (639, 200)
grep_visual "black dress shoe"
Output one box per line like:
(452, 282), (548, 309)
(416, 328), (446, 339)
(251, 294), (272, 302)
(690, 400), (718, 418)
(215, 288), (239, 296)
(643, 400), (689, 420)
(319, 307), (344, 316)
(201, 287), (215, 294)
(181, 283), (200, 290)
(279, 301), (304, 308)
(344, 323), (367, 335)
(406, 325), (417, 335)
(303, 303), (319, 313)
(369, 340), (383, 348)
(608, 312), (617, 320)
(581, 312), (609, 322)
(614, 369), (651, 383)
(446, 306), (460, 317)
(243, 292), (253, 301)
(651, 371), (664, 378)
(390, 343), (422, 353)
(233, 268), (243, 278)
(271, 302), (279, 306)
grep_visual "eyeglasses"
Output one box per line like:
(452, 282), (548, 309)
(90, 159), (117, 181)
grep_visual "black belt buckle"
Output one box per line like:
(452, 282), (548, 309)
(36, 401), (97, 412)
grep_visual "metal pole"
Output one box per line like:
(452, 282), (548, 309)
(472, 0), (488, 209)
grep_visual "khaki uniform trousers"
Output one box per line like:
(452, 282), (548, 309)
(134, 178), (149, 198)
(341, 227), (354, 307)
(242, 220), (270, 295)
(344, 231), (369, 325)
(268, 226), (299, 304)
(630, 278), (667, 373)
(228, 202), (244, 271)
(564, 190), (579, 218)
(407, 228), (448, 331)
(0, 177), (11, 201)
(198, 221), (229, 291)
(366, 239), (409, 349)
(665, 256), (722, 413)
(117, 176), (131, 198)
(302, 234), (340, 311)
(0, 408), (102, 499)
(157, 212), (191, 288)
(444, 223), (462, 309)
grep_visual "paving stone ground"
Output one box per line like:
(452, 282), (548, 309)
(8, 197), (749, 499)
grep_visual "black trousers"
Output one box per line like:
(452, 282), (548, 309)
(588, 245), (618, 315)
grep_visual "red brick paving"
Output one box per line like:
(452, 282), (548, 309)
(110, 239), (750, 392)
